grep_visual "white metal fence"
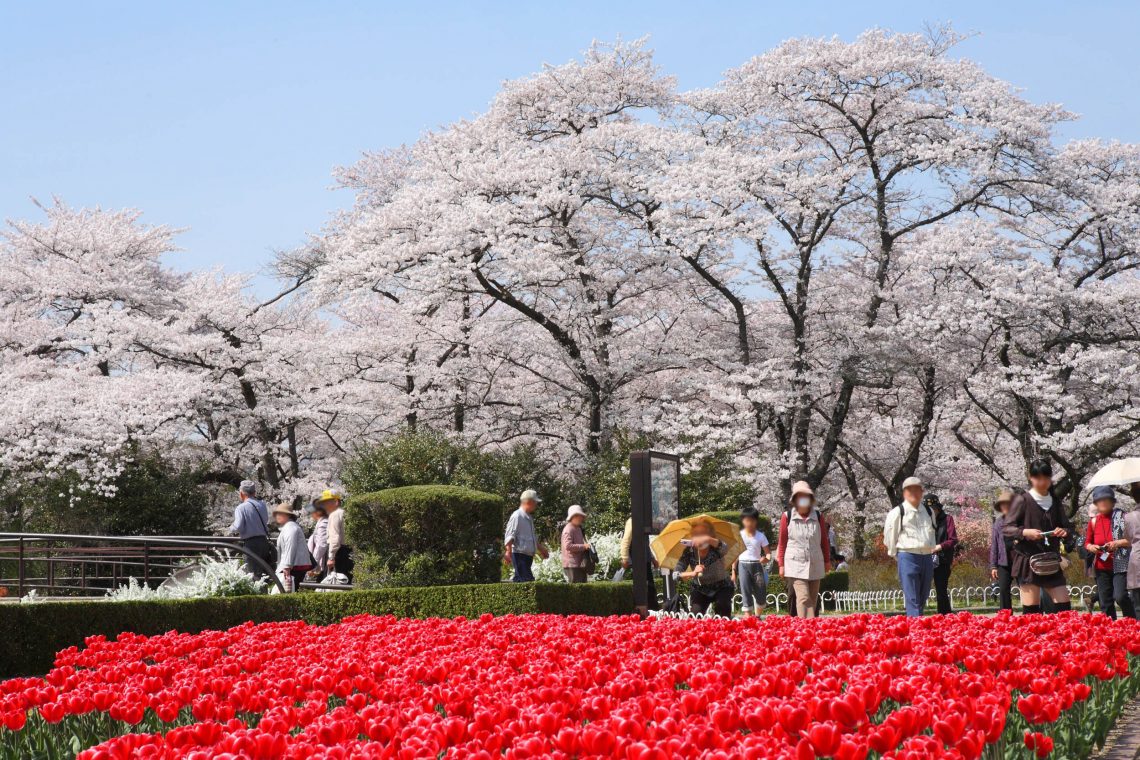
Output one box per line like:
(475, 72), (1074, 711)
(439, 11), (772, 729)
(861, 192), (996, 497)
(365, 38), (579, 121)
(655, 585), (1098, 616)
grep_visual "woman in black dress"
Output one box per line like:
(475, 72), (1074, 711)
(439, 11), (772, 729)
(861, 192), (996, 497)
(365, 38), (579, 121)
(1002, 459), (1075, 614)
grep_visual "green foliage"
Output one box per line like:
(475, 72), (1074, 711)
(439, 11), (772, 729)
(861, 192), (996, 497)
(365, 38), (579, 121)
(0, 582), (634, 678)
(346, 485), (506, 587)
(341, 431), (570, 541)
(340, 429), (763, 543)
(679, 449), (757, 516)
(0, 450), (209, 537)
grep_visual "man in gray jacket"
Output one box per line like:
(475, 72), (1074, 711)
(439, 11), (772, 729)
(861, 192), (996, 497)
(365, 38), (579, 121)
(503, 489), (549, 582)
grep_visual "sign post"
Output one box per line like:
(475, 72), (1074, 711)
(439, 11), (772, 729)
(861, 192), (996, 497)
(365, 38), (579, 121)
(629, 450), (680, 616)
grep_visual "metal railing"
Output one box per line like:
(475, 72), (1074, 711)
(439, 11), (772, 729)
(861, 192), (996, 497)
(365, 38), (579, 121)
(0, 533), (285, 598)
(655, 584), (1098, 616)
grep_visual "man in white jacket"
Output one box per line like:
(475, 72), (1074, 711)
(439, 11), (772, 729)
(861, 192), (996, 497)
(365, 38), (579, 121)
(883, 476), (938, 617)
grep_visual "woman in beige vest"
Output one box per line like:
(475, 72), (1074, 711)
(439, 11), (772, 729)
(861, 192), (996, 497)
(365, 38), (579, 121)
(776, 481), (832, 618)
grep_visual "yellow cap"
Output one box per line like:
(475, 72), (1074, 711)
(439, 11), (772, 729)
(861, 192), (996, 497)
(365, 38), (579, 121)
(316, 489), (341, 504)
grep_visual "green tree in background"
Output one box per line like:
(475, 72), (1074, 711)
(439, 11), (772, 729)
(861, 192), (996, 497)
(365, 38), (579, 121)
(0, 450), (210, 537)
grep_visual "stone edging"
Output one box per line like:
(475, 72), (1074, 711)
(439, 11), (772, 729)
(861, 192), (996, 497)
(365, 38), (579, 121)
(1095, 693), (1140, 759)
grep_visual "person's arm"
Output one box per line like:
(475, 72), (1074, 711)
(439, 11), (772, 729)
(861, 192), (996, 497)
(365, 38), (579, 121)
(776, 514), (789, 572)
(620, 520), (633, 568)
(327, 512), (342, 568)
(672, 549), (695, 581)
(941, 515), (959, 554)
(989, 521), (1000, 569)
(1085, 518), (1099, 553)
(503, 512), (519, 558)
(228, 505), (243, 537)
(1002, 496), (1036, 540)
(883, 508), (900, 558)
(820, 516), (832, 572)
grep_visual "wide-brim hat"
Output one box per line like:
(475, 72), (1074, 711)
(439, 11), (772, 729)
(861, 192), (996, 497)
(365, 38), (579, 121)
(994, 489), (1014, 508)
(272, 504), (298, 518)
(566, 504), (587, 520)
(789, 480), (815, 504)
(1091, 485), (1117, 504)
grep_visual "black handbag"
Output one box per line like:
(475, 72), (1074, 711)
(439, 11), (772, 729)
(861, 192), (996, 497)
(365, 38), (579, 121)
(585, 546), (600, 574)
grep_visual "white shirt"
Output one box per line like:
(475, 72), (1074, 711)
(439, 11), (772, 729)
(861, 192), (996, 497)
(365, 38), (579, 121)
(1030, 489), (1053, 512)
(739, 529), (769, 562)
(276, 520), (312, 571)
(883, 501), (937, 557)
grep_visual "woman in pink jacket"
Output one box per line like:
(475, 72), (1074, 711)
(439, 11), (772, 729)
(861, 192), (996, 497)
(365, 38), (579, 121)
(560, 505), (592, 583)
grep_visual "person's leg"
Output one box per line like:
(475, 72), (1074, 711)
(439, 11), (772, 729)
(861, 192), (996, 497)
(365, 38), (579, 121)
(1096, 569), (1116, 619)
(997, 565), (1013, 611)
(786, 579), (798, 617)
(1020, 583), (1041, 613)
(752, 564), (768, 616)
(800, 580), (821, 618)
(1044, 583), (1071, 611)
(510, 552), (526, 582)
(933, 561), (952, 614)
(713, 586), (735, 618)
(738, 563), (754, 615)
(334, 546), (355, 582)
(897, 553), (923, 617)
(791, 579), (808, 617)
(689, 589), (711, 615)
(1113, 573), (1135, 619)
(917, 555), (934, 616)
(1131, 588), (1140, 618)
(291, 568), (307, 592)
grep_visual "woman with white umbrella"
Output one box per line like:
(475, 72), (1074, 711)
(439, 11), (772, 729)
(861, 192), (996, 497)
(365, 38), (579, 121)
(1086, 458), (1140, 614)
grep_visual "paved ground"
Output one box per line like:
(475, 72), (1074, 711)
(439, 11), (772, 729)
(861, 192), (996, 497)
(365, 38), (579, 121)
(1097, 695), (1140, 760)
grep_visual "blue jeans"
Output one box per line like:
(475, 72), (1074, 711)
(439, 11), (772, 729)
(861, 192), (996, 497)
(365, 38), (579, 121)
(737, 560), (767, 613)
(897, 552), (934, 617)
(510, 552), (535, 582)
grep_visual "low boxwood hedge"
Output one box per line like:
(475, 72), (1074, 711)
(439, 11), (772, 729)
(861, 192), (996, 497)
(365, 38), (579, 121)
(0, 582), (633, 678)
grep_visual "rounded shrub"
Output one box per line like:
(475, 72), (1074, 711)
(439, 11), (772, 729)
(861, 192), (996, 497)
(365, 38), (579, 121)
(346, 485), (506, 587)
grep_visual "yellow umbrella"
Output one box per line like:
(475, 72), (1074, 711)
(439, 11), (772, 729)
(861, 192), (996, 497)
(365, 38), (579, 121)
(650, 514), (745, 570)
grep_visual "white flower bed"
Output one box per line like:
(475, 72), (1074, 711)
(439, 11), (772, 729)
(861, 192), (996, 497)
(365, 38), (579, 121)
(534, 530), (624, 582)
(106, 554), (267, 601)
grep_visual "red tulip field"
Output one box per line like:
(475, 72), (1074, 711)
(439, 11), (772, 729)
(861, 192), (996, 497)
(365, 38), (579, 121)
(1, 612), (1138, 759)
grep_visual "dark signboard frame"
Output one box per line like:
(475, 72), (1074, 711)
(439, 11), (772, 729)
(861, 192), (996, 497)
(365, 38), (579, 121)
(629, 450), (680, 614)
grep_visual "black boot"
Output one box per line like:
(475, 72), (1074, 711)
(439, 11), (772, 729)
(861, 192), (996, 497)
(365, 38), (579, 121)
(1053, 601), (1072, 612)
(1022, 604), (1042, 615)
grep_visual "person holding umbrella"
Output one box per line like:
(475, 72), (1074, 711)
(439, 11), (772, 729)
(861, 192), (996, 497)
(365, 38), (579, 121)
(672, 519), (735, 616)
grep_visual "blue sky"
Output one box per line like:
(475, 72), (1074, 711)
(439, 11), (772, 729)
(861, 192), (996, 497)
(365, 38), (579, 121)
(3, 2), (1138, 288)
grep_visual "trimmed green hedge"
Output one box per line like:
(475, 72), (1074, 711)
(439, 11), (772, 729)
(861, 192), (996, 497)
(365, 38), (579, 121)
(0, 582), (633, 678)
(346, 485), (505, 586)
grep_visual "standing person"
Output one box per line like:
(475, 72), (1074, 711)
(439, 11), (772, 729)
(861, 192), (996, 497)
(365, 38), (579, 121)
(503, 489), (548, 583)
(304, 502), (329, 583)
(621, 517), (659, 608)
(317, 489), (354, 583)
(1125, 483), (1140, 614)
(1084, 485), (1135, 620)
(883, 477), (937, 617)
(732, 507), (771, 617)
(560, 505), (591, 583)
(272, 504), (312, 592)
(1002, 459), (1074, 615)
(925, 494), (959, 614)
(777, 481), (831, 619)
(673, 520), (735, 616)
(989, 490), (1015, 611)
(228, 480), (272, 580)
